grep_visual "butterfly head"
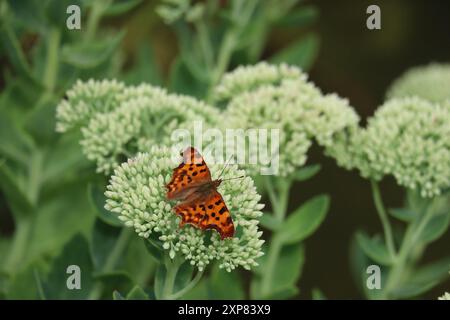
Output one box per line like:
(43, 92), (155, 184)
(213, 179), (223, 188)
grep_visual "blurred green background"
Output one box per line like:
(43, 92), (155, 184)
(1, 0), (449, 299)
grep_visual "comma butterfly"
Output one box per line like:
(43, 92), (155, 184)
(166, 147), (235, 239)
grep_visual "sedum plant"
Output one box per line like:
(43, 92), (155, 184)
(329, 65), (450, 299)
(0, 0), (158, 300)
(57, 80), (220, 173)
(56, 62), (344, 299)
(212, 63), (359, 299)
(104, 146), (264, 299)
(53, 0), (324, 300)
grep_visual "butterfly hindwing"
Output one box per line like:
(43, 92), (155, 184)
(174, 190), (234, 240)
(166, 147), (212, 200)
(199, 190), (234, 240)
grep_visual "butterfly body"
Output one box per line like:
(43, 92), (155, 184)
(165, 147), (234, 239)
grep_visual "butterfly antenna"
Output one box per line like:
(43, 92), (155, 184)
(218, 154), (235, 178)
(221, 175), (245, 182)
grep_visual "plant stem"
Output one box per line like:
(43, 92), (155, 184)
(259, 177), (290, 298)
(260, 235), (283, 297)
(43, 28), (60, 92)
(160, 256), (182, 300)
(88, 228), (133, 300)
(36, 27), (61, 109)
(168, 270), (204, 300)
(264, 176), (279, 215)
(3, 150), (44, 273)
(28, 149), (43, 205)
(370, 180), (396, 259)
(3, 217), (33, 273)
(84, 1), (110, 42)
(206, 0), (258, 100)
(381, 198), (437, 299)
(196, 20), (213, 71)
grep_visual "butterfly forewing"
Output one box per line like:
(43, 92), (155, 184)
(166, 147), (212, 200)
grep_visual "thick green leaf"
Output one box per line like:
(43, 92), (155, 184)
(5, 261), (48, 299)
(266, 285), (299, 300)
(0, 12), (38, 81)
(269, 243), (304, 296)
(349, 235), (382, 300)
(123, 43), (162, 86)
(43, 234), (94, 299)
(312, 288), (326, 300)
(410, 256), (450, 285)
(0, 107), (33, 165)
(61, 32), (124, 69)
(174, 22), (210, 83)
(90, 218), (122, 270)
(270, 33), (320, 71)
(93, 271), (133, 298)
(113, 290), (125, 300)
(26, 182), (96, 266)
(0, 237), (11, 272)
(355, 231), (393, 266)
(34, 269), (47, 300)
(251, 280), (299, 300)
(405, 189), (429, 217)
(182, 278), (209, 300)
(126, 285), (149, 300)
(0, 161), (32, 216)
(41, 133), (91, 184)
(1, 74), (45, 112)
(120, 237), (156, 286)
(418, 211), (450, 244)
(276, 6), (319, 28)
(143, 237), (164, 262)
(24, 101), (59, 145)
(258, 213), (281, 231)
(173, 261), (194, 293)
(252, 243), (304, 299)
(103, 0), (142, 16)
(278, 195), (330, 245)
(209, 265), (245, 300)
(168, 58), (206, 98)
(390, 257), (450, 299)
(388, 258), (450, 298)
(388, 207), (417, 223)
(46, 0), (82, 27)
(5, 0), (48, 32)
(153, 264), (165, 300)
(292, 164), (321, 182)
(88, 183), (122, 227)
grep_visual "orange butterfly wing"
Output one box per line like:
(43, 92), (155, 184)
(166, 147), (212, 200)
(174, 190), (234, 240)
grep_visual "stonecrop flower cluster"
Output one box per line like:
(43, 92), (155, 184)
(386, 63), (450, 103)
(330, 97), (450, 197)
(56, 80), (220, 173)
(212, 62), (360, 176)
(328, 63), (450, 199)
(105, 146), (265, 271)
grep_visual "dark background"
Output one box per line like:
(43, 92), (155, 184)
(1, 0), (449, 299)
